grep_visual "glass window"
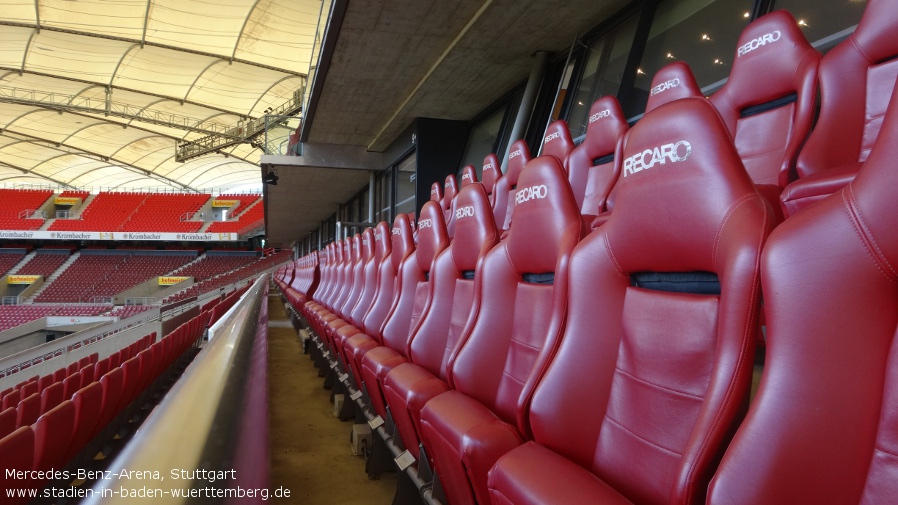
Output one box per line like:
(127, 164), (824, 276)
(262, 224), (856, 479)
(460, 106), (506, 176)
(567, 14), (640, 138)
(772, 0), (866, 53)
(625, 0), (754, 117)
(378, 169), (392, 225)
(395, 152), (417, 219)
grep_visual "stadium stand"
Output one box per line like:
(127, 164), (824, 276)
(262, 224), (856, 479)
(0, 189), (53, 231)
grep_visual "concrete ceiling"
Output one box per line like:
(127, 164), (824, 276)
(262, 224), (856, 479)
(267, 0), (632, 247)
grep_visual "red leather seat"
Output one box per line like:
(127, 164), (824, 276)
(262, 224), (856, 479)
(492, 140), (533, 231)
(359, 205), (450, 419)
(430, 181), (443, 204)
(442, 174), (460, 224)
(382, 182), (499, 455)
(781, 0), (898, 218)
(343, 219), (416, 388)
(707, 70), (898, 505)
(566, 96), (628, 221)
(489, 92), (770, 505)
(709, 10), (819, 224)
(459, 165), (478, 188)
(418, 152), (582, 505)
(480, 153), (502, 206)
(331, 230), (378, 364)
(488, 96), (770, 505)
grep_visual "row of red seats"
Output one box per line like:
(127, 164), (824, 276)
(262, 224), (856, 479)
(0, 313), (209, 503)
(13, 251), (70, 278)
(279, 1), (898, 503)
(0, 250), (26, 276)
(0, 189), (54, 231)
(206, 200), (264, 234)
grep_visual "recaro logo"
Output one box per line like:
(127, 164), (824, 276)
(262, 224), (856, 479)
(650, 78), (680, 96)
(515, 184), (549, 205)
(462, 173), (472, 181)
(431, 187), (438, 195)
(589, 109), (611, 123)
(392, 227), (401, 235)
(375, 233), (382, 242)
(418, 219), (433, 229)
(737, 30), (782, 57)
(545, 132), (560, 143)
(509, 149), (523, 159)
(483, 163), (493, 171)
(455, 206), (475, 220)
(445, 182), (452, 189)
(623, 140), (692, 177)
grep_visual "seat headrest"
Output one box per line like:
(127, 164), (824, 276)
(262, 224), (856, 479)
(506, 156), (582, 274)
(334, 240), (344, 263)
(415, 201), (451, 274)
(853, 0), (898, 63)
(373, 221), (392, 263)
(441, 175), (459, 209)
(390, 214), (415, 272)
(541, 120), (575, 165)
(645, 61), (703, 113)
(430, 182), (443, 203)
(357, 227), (374, 263)
(481, 153), (502, 195)
(450, 183), (499, 271)
(716, 10), (819, 108)
(505, 139), (532, 187)
(580, 96), (628, 160)
(460, 165), (478, 188)
(850, 80), (898, 262)
(608, 97), (763, 272)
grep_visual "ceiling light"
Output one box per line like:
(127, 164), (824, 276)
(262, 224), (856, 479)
(701, 34), (712, 41)
(743, 12), (750, 18)
(636, 68), (645, 75)
(666, 52), (675, 59)
(798, 19), (808, 27)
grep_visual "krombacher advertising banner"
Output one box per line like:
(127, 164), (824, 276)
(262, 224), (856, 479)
(0, 231), (240, 241)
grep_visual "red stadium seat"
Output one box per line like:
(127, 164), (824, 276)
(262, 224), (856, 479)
(33, 400), (75, 472)
(492, 140), (533, 232)
(710, 10), (819, 224)
(419, 151), (582, 505)
(488, 96), (770, 505)
(0, 427), (35, 505)
(707, 63), (898, 505)
(781, 0), (898, 218)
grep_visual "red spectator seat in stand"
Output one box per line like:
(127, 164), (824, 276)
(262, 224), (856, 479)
(459, 165), (477, 188)
(481, 154), (502, 203)
(430, 182), (442, 205)
(710, 10), (819, 225)
(0, 427), (35, 505)
(493, 140), (533, 232)
(418, 152), (582, 505)
(707, 65), (898, 505)
(39, 382), (65, 415)
(16, 392), (41, 428)
(781, 0), (898, 218)
(488, 96), (770, 505)
(448, 166), (479, 237)
(65, 381), (103, 463)
(0, 407), (16, 439)
(567, 96), (628, 222)
(359, 205), (449, 419)
(441, 174), (459, 216)
(382, 182), (499, 458)
(331, 228), (377, 367)
(33, 400), (75, 472)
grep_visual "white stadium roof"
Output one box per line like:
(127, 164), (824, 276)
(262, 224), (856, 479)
(0, 0), (319, 192)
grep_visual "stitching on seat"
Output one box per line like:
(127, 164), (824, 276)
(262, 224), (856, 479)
(842, 185), (898, 284)
(602, 414), (682, 457)
(614, 366), (704, 401)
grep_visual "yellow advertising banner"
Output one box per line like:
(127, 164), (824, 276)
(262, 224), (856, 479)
(159, 276), (190, 286)
(212, 199), (238, 208)
(55, 197), (81, 206)
(8, 275), (40, 285)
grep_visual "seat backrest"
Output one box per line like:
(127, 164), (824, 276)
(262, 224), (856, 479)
(527, 97), (769, 505)
(350, 224), (388, 330)
(96, 368), (124, 435)
(493, 139), (533, 231)
(541, 120), (575, 167)
(40, 382), (64, 415)
(644, 61), (703, 114)
(710, 10), (819, 221)
(362, 217), (415, 341)
(346, 228), (377, 327)
(316, 242), (337, 304)
(567, 96), (629, 216)
(65, 381), (103, 462)
(708, 73), (898, 505)
(481, 153), (502, 201)
(0, 406), (16, 440)
(16, 392), (40, 427)
(0, 426), (34, 505)
(795, 0), (898, 179)
(408, 183), (499, 380)
(448, 153), (582, 428)
(379, 203), (450, 358)
(459, 165), (478, 188)
(331, 237), (357, 315)
(33, 400), (75, 472)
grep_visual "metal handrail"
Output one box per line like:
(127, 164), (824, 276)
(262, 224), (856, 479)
(83, 274), (270, 504)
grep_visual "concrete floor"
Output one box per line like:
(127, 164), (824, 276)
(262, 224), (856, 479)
(268, 294), (397, 505)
